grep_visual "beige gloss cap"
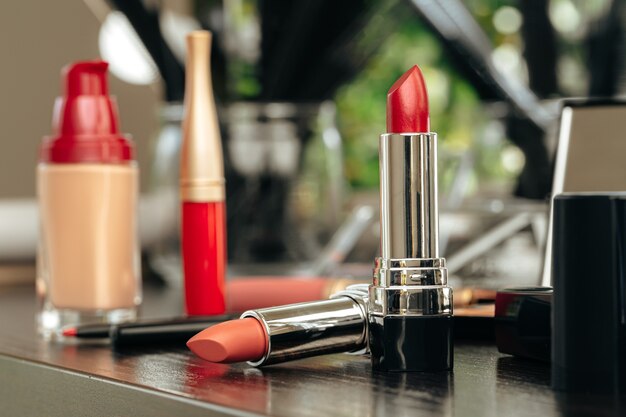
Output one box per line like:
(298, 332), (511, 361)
(180, 30), (225, 202)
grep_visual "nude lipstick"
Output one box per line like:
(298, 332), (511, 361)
(187, 285), (369, 366)
(369, 65), (453, 371)
(180, 31), (227, 316)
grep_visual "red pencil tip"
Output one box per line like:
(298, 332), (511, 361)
(62, 327), (77, 337)
(187, 317), (267, 364)
(386, 65), (430, 134)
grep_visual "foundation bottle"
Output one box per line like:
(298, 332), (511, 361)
(37, 61), (141, 336)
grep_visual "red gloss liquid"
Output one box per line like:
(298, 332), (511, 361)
(181, 201), (227, 315)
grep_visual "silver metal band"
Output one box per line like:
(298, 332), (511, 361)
(373, 256), (448, 286)
(371, 255), (451, 316)
(368, 283), (452, 316)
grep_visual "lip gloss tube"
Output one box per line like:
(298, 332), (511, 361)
(180, 31), (226, 315)
(368, 66), (453, 371)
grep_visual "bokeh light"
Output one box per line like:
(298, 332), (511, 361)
(493, 6), (523, 35)
(549, 0), (581, 36)
(99, 11), (159, 85)
(491, 43), (522, 78)
(501, 146), (525, 174)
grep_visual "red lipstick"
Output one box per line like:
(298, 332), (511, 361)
(386, 65), (430, 133)
(180, 31), (226, 316)
(369, 65), (453, 372)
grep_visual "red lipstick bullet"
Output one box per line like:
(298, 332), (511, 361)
(386, 65), (430, 133)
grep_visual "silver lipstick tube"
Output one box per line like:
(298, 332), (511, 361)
(241, 285), (368, 366)
(369, 133), (453, 371)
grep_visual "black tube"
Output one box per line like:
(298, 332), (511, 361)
(68, 315), (236, 348)
(552, 194), (626, 395)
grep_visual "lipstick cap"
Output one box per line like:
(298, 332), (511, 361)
(552, 193), (626, 395)
(495, 287), (552, 362)
(180, 31), (224, 202)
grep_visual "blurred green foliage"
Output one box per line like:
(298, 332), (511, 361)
(333, 0), (608, 193)
(222, 0), (607, 199)
(334, 11), (505, 192)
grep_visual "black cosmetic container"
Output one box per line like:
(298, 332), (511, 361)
(552, 193), (626, 395)
(495, 287), (552, 362)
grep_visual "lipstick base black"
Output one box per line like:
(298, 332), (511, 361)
(369, 315), (453, 372)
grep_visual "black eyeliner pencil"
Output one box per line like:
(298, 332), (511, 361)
(62, 315), (237, 348)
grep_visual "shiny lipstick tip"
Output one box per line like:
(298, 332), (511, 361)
(386, 65), (430, 134)
(387, 65), (422, 94)
(187, 317), (267, 364)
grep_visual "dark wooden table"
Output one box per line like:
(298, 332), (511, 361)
(0, 283), (621, 417)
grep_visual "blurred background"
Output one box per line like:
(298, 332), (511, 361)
(0, 0), (623, 289)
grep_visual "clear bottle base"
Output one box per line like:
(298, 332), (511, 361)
(38, 303), (137, 339)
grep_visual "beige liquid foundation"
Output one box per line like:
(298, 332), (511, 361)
(37, 61), (141, 336)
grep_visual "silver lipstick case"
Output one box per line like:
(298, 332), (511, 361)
(369, 133), (453, 371)
(241, 285), (369, 366)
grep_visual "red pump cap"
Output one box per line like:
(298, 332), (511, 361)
(40, 60), (134, 163)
